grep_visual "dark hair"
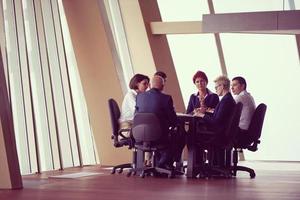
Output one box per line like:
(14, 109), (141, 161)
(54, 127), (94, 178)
(129, 74), (150, 90)
(192, 70), (208, 83)
(154, 71), (167, 80)
(232, 76), (247, 90)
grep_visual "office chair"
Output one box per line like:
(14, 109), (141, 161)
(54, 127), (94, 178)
(232, 103), (267, 178)
(128, 113), (175, 178)
(193, 102), (243, 178)
(108, 98), (135, 174)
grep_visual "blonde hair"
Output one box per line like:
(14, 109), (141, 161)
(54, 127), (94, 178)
(214, 75), (230, 90)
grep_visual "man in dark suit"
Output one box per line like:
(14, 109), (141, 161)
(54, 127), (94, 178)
(135, 75), (178, 167)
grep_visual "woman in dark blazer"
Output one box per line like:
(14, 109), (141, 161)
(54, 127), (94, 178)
(186, 71), (219, 114)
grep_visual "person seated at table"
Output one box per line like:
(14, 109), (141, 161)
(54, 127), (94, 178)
(135, 75), (179, 168)
(231, 76), (256, 146)
(195, 75), (235, 135)
(186, 70), (219, 115)
(154, 71), (167, 83)
(119, 73), (149, 137)
(194, 75), (236, 167)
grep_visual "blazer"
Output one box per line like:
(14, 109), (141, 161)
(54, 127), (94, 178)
(203, 92), (236, 135)
(186, 89), (219, 114)
(135, 88), (178, 140)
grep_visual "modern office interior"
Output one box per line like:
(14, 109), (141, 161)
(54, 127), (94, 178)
(0, 0), (300, 199)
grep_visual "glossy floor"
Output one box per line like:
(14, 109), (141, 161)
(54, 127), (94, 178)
(1, 161), (299, 200)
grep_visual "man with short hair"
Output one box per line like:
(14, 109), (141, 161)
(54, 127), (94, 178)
(231, 76), (256, 145)
(154, 71), (167, 83)
(135, 75), (178, 168)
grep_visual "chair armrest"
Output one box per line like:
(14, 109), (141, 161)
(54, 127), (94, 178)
(118, 128), (131, 139)
(247, 140), (260, 152)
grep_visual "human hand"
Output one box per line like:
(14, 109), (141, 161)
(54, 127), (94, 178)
(206, 107), (215, 113)
(193, 112), (204, 118)
(199, 106), (207, 113)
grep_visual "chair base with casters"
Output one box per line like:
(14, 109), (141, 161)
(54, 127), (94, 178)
(192, 146), (233, 178)
(108, 98), (136, 175)
(231, 103), (267, 179)
(111, 163), (133, 174)
(127, 146), (178, 178)
(130, 112), (185, 178)
(188, 102), (243, 179)
(111, 149), (137, 174)
(231, 146), (257, 179)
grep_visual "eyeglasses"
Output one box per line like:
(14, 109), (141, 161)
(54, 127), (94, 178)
(215, 84), (222, 90)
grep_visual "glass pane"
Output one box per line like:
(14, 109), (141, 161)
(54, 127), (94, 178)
(158, 0), (208, 21)
(51, 0), (80, 167)
(221, 33), (300, 161)
(1, 0), (98, 174)
(213, 0), (285, 13)
(3, 0), (31, 174)
(40, 0), (74, 168)
(104, 0), (133, 90)
(167, 34), (222, 109)
(295, 0), (300, 8)
(58, 0), (98, 165)
(23, 0), (59, 172)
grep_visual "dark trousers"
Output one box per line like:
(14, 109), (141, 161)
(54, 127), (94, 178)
(155, 127), (186, 167)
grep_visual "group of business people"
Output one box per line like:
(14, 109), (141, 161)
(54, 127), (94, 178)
(118, 70), (256, 169)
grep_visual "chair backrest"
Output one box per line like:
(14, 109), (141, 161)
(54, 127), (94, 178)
(108, 98), (121, 137)
(224, 102), (243, 144)
(247, 103), (267, 143)
(132, 113), (162, 143)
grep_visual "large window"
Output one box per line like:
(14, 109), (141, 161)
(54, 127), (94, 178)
(103, 0), (133, 93)
(221, 34), (300, 161)
(0, 0), (98, 174)
(166, 34), (222, 106)
(157, 0), (300, 161)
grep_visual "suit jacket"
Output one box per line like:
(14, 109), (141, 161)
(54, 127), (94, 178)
(203, 92), (236, 135)
(186, 89), (219, 114)
(135, 88), (178, 140)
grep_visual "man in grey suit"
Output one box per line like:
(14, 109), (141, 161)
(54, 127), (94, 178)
(135, 75), (178, 168)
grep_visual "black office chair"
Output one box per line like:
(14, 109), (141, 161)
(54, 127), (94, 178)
(108, 98), (135, 174)
(128, 113), (175, 178)
(232, 103), (267, 178)
(194, 102), (243, 178)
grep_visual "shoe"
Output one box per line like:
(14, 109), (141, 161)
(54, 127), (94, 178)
(157, 164), (174, 170)
(144, 160), (152, 167)
(153, 172), (168, 178)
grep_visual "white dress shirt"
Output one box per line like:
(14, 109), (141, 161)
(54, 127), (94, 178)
(234, 90), (256, 130)
(119, 89), (137, 123)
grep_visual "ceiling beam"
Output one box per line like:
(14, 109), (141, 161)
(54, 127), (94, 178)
(150, 21), (203, 34)
(202, 10), (300, 34)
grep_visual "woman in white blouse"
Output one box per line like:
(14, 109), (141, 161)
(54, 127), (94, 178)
(119, 74), (150, 135)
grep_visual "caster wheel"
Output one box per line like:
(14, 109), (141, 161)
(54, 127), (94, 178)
(250, 172), (256, 178)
